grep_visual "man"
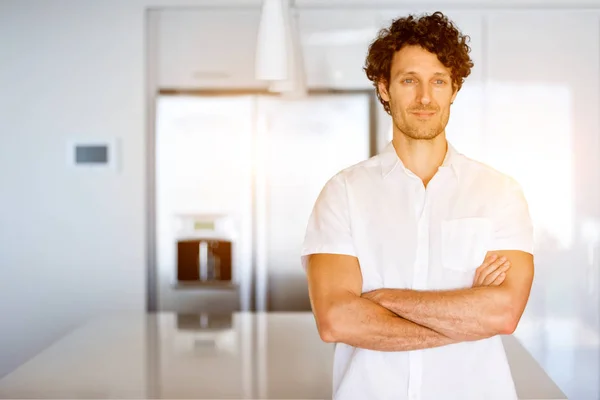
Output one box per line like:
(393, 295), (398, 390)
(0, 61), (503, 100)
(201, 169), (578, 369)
(301, 11), (534, 400)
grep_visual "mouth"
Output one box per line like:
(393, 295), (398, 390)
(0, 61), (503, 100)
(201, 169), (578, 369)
(411, 111), (436, 118)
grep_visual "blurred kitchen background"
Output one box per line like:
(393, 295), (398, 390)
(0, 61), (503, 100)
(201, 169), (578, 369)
(0, 0), (599, 399)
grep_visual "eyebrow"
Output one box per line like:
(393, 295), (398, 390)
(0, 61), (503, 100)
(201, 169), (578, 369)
(393, 71), (450, 80)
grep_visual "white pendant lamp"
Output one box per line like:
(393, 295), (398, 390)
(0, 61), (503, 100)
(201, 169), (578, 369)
(269, 6), (307, 98)
(255, 0), (307, 97)
(255, 0), (288, 81)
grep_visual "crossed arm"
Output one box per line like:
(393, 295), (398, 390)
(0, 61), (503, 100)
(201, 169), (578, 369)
(306, 250), (534, 351)
(361, 250), (533, 342)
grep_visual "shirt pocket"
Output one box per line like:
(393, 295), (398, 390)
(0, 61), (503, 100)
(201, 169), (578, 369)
(441, 217), (492, 272)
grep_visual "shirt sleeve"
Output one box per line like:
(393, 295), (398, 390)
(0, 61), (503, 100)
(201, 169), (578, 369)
(300, 173), (357, 271)
(490, 179), (534, 254)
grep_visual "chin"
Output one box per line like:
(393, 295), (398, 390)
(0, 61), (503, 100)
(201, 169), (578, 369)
(404, 129), (443, 141)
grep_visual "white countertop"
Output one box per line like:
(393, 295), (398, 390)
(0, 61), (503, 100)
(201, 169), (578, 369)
(0, 313), (567, 399)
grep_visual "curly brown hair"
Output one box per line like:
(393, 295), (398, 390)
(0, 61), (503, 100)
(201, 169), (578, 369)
(364, 11), (474, 114)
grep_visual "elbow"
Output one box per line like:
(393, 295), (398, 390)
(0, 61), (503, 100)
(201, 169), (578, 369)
(485, 313), (516, 336)
(497, 314), (519, 335)
(314, 305), (343, 343)
(501, 306), (522, 335)
(316, 312), (339, 343)
(318, 321), (337, 343)
(492, 293), (521, 335)
(312, 292), (361, 344)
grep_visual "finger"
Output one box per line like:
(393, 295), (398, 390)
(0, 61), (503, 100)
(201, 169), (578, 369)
(476, 260), (509, 287)
(482, 263), (510, 285)
(473, 267), (482, 285)
(479, 254), (499, 268)
(479, 261), (510, 285)
(475, 254), (500, 276)
(491, 272), (507, 286)
(482, 269), (502, 286)
(487, 256), (508, 272)
(477, 257), (509, 285)
(474, 254), (498, 282)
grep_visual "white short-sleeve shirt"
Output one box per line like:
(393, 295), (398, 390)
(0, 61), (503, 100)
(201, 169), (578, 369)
(301, 141), (534, 400)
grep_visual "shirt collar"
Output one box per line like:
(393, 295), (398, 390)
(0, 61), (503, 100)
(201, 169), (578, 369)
(379, 140), (460, 181)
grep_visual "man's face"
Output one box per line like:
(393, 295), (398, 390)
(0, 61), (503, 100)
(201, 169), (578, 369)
(378, 45), (458, 141)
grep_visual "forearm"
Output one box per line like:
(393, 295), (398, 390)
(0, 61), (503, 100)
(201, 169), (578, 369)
(321, 292), (459, 351)
(371, 287), (512, 341)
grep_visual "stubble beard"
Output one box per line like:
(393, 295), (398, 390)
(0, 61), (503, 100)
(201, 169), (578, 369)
(390, 103), (449, 141)
(397, 120), (442, 140)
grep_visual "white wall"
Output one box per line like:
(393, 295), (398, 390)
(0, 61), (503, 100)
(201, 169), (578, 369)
(0, 0), (151, 378)
(0, 0), (269, 380)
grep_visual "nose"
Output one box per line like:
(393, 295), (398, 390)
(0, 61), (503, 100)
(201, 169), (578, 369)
(417, 82), (431, 105)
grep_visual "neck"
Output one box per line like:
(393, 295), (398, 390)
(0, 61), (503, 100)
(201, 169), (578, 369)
(392, 132), (448, 187)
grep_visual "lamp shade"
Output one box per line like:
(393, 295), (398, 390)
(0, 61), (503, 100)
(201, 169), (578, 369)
(268, 7), (307, 97)
(255, 0), (289, 81)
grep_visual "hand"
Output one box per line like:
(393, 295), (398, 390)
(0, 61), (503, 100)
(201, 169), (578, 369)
(472, 254), (510, 287)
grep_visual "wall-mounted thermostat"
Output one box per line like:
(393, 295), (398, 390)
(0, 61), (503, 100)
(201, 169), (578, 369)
(67, 139), (119, 170)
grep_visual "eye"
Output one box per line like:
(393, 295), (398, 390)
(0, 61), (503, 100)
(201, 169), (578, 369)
(434, 79), (446, 85)
(403, 78), (415, 84)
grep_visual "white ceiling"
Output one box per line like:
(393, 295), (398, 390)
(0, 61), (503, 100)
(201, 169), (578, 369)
(149, 0), (600, 8)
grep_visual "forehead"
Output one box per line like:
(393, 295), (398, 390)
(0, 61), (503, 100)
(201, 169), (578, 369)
(390, 45), (451, 76)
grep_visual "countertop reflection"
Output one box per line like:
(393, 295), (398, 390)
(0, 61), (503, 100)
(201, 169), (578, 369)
(0, 313), (566, 399)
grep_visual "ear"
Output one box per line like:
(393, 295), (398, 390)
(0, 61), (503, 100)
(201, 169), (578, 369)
(450, 86), (458, 104)
(377, 80), (390, 102)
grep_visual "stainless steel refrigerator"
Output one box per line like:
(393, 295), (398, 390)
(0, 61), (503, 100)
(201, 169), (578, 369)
(153, 93), (371, 312)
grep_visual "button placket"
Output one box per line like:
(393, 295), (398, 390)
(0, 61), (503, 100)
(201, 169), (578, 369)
(414, 185), (431, 291)
(408, 182), (432, 400)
